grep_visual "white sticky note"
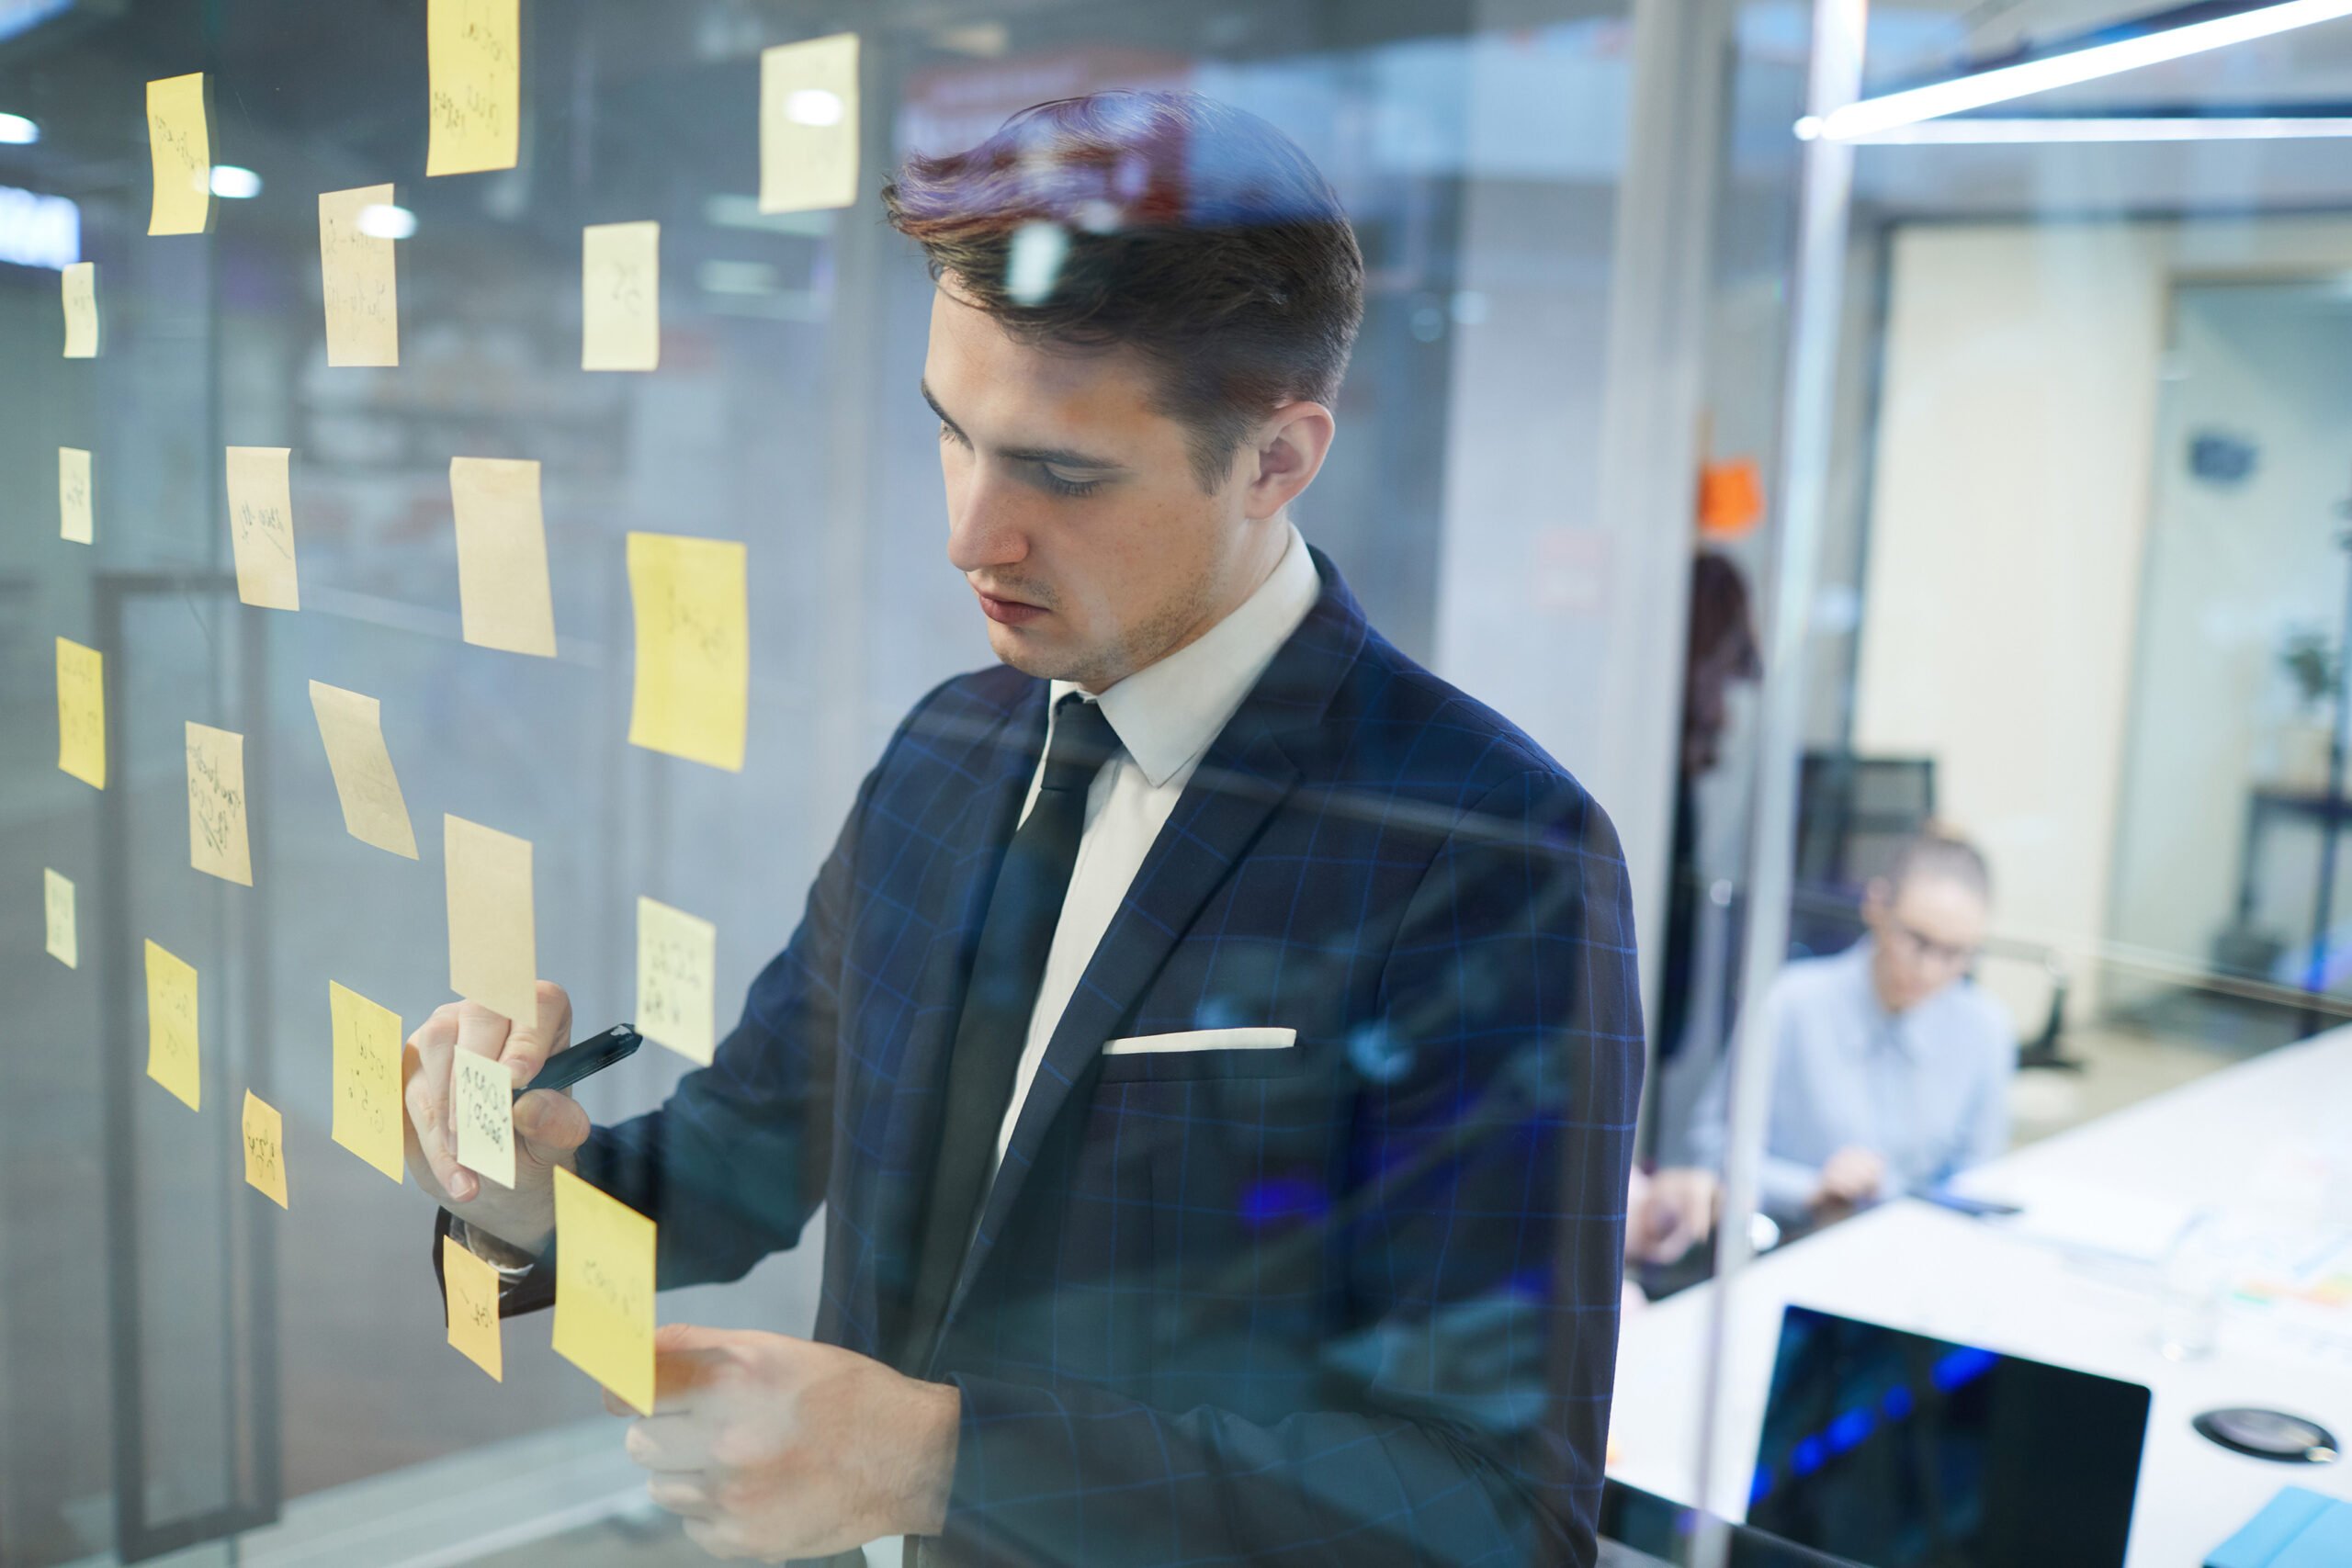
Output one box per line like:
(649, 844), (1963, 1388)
(582, 220), (659, 371)
(760, 33), (859, 214)
(62, 263), (98, 357)
(59, 447), (92, 545)
(637, 896), (718, 1066)
(453, 1048), (516, 1190)
(44, 868), (76, 968)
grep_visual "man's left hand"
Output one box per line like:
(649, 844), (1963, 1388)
(614, 1324), (961, 1561)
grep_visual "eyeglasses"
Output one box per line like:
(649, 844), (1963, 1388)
(1885, 919), (1981, 970)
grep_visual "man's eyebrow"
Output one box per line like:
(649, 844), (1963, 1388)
(919, 378), (1126, 472)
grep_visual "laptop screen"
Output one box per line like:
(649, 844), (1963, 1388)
(1747, 1305), (2151, 1567)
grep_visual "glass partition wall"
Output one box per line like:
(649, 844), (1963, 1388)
(3, 2), (1743, 1565)
(1619, 2), (2352, 1565)
(13, 0), (2350, 1564)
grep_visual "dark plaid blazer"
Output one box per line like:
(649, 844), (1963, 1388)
(514, 549), (1643, 1565)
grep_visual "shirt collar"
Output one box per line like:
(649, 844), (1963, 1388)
(1846, 937), (1923, 1056)
(1050, 522), (1320, 788)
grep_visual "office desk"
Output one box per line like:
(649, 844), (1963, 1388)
(1609, 1027), (2352, 1565)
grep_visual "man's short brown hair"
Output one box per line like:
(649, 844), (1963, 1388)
(882, 90), (1365, 490)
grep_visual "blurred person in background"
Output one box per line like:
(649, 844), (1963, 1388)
(1688, 830), (2016, 1224)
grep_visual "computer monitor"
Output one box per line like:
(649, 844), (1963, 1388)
(1747, 1305), (2151, 1567)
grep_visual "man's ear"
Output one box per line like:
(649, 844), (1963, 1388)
(1242, 401), (1336, 521)
(1860, 877), (1893, 921)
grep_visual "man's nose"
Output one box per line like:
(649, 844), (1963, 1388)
(946, 475), (1028, 575)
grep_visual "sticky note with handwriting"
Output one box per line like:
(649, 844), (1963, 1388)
(582, 220), (659, 371)
(319, 185), (400, 367)
(145, 938), (200, 1111)
(443, 1233), (505, 1380)
(760, 33), (859, 214)
(243, 1090), (289, 1209)
(453, 1048), (516, 1189)
(626, 532), (747, 771)
(309, 681), (419, 859)
(427, 0), (520, 176)
(44, 869), (75, 968)
(146, 73), (210, 235)
(552, 1166), (655, 1414)
(450, 457), (557, 657)
(637, 896), (717, 1066)
(226, 446), (300, 610)
(330, 981), (405, 1183)
(62, 263), (97, 357)
(56, 637), (105, 790)
(186, 722), (254, 887)
(59, 447), (92, 545)
(444, 814), (537, 1027)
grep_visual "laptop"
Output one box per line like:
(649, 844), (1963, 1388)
(1747, 1305), (2151, 1567)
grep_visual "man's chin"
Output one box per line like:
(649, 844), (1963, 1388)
(984, 621), (1112, 688)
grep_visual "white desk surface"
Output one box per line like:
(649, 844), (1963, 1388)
(1610, 1025), (2352, 1566)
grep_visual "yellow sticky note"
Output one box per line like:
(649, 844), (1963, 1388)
(453, 1048), (516, 1189)
(309, 681), (420, 859)
(44, 868), (76, 968)
(551, 1166), (655, 1415)
(330, 980), (406, 1183)
(444, 814), (537, 1027)
(637, 896), (718, 1066)
(226, 446), (300, 611)
(760, 33), (859, 214)
(62, 263), (98, 357)
(443, 1233), (505, 1380)
(627, 532), (748, 771)
(59, 447), (92, 545)
(186, 722), (254, 887)
(582, 220), (659, 371)
(426, 0), (520, 176)
(145, 938), (200, 1111)
(242, 1090), (289, 1208)
(146, 73), (210, 236)
(319, 184), (401, 367)
(450, 457), (557, 657)
(56, 637), (105, 790)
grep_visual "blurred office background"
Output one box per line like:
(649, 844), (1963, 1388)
(2, 0), (2349, 1563)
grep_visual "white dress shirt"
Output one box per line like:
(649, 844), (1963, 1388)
(989, 522), (1321, 1175)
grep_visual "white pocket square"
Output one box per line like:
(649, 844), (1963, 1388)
(1102, 1026), (1297, 1055)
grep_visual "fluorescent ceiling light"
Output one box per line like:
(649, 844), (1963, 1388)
(0, 111), (36, 144)
(356, 203), (415, 239)
(1799, 0), (2352, 141)
(209, 164), (262, 197)
(1844, 115), (2352, 142)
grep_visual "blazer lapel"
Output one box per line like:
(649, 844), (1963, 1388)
(931, 554), (1370, 1350)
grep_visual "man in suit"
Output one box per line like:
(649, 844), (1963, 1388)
(407, 91), (1642, 1566)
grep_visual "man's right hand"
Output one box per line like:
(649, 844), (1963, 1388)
(402, 983), (590, 1256)
(1812, 1145), (1887, 1210)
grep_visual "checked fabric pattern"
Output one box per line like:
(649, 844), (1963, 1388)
(513, 549), (1644, 1566)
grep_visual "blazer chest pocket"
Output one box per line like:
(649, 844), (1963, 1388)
(1095, 1026), (1303, 1083)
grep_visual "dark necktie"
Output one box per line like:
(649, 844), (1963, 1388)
(899, 692), (1121, 1368)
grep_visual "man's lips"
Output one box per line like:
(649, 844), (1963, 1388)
(974, 587), (1047, 626)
